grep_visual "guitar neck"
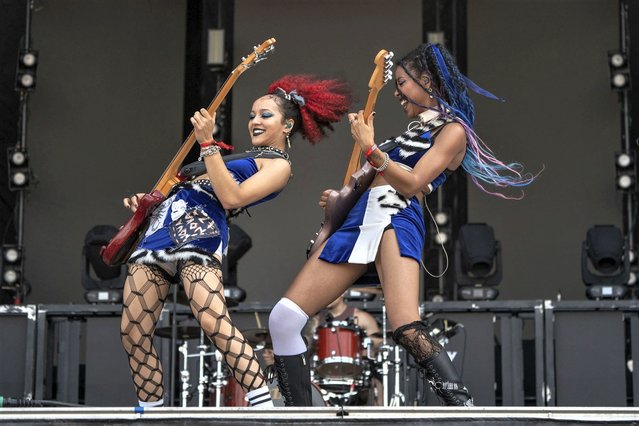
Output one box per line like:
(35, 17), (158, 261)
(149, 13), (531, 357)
(341, 87), (380, 186)
(152, 70), (241, 194)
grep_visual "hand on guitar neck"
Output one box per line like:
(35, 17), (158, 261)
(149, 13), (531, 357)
(123, 193), (148, 213)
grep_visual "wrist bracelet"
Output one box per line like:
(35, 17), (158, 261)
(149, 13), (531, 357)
(200, 138), (215, 148)
(364, 144), (378, 159)
(198, 145), (221, 161)
(372, 152), (390, 173)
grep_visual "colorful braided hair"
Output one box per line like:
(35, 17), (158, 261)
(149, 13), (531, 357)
(267, 75), (352, 144)
(398, 43), (537, 199)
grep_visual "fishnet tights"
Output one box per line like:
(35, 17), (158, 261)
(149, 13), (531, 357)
(392, 320), (442, 365)
(120, 264), (170, 402)
(179, 261), (266, 393)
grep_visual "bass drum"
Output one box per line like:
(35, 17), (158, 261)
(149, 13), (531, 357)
(269, 379), (326, 407)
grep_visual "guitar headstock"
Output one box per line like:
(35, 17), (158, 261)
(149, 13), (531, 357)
(239, 38), (277, 70)
(368, 49), (394, 92)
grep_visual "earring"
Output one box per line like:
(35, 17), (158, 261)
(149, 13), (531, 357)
(286, 132), (291, 149)
(427, 87), (434, 99)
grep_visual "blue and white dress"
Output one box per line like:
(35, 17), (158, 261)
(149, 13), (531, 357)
(319, 111), (452, 264)
(128, 157), (280, 274)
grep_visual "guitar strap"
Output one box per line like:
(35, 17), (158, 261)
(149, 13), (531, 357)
(179, 151), (287, 179)
(378, 118), (453, 153)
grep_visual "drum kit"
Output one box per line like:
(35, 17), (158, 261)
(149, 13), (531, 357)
(155, 286), (459, 407)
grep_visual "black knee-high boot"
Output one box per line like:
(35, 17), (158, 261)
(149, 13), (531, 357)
(273, 352), (312, 406)
(393, 321), (474, 406)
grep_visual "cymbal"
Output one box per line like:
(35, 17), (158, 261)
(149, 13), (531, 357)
(242, 328), (272, 347)
(155, 326), (202, 340)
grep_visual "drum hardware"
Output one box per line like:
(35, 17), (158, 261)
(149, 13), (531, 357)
(177, 330), (228, 407)
(178, 342), (191, 407)
(388, 344), (405, 406)
(380, 303), (389, 406)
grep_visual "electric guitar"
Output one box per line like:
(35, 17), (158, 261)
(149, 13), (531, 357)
(307, 49), (394, 258)
(101, 38), (276, 266)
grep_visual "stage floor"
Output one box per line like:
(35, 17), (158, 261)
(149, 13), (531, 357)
(1, 407), (639, 425)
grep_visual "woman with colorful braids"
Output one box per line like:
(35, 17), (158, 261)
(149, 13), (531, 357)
(119, 74), (351, 408)
(269, 43), (535, 407)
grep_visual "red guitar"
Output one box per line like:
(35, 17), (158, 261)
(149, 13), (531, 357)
(101, 38), (277, 266)
(307, 49), (394, 257)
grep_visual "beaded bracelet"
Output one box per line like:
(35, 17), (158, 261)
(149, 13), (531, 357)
(372, 152), (390, 174)
(198, 145), (221, 161)
(364, 144), (378, 159)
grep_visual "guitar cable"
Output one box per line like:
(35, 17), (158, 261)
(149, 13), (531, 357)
(421, 198), (449, 278)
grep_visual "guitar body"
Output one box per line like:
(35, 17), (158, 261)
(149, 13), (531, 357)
(307, 164), (376, 257)
(100, 190), (166, 266)
(100, 38), (276, 266)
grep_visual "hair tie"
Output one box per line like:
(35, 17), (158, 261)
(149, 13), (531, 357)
(275, 87), (306, 107)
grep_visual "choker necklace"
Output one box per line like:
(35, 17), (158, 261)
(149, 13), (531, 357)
(249, 146), (290, 162)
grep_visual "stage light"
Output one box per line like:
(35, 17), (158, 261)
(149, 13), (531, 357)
(3, 269), (19, 284)
(581, 225), (630, 299)
(11, 172), (28, 187)
(612, 73), (629, 89)
(21, 52), (37, 67)
(608, 50), (631, 91)
(435, 231), (449, 245)
(1, 245), (23, 291)
(615, 151), (635, 191)
(207, 29), (226, 67)
(610, 52), (626, 68)
(7, 147), (31, 191)
(82, 225), (126, 303)
(617, 174), (634, 189)
(617, 153), (632, 168)
(434, 211), (449, 226)
(430, 209), (452, 247)
(15, 49), (38, 91)
(454, 223), (501, 300)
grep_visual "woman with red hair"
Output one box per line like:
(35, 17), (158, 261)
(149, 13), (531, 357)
(119, 75), (351, 408)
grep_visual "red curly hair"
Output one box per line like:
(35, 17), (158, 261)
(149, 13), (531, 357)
(267, 75), (352, 144)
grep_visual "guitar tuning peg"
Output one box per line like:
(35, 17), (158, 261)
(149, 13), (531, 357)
(241, 56), (247, 61)
(310, 239), (315, 244)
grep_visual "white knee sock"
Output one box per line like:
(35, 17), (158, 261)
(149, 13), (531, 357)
(269, 298), (309, 355)
(246, 385), (274, 408)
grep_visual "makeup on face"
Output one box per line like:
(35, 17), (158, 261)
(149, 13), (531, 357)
(248, 96), (287, 148)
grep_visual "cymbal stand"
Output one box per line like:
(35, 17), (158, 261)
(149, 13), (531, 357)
(196, 331), (208, 407)
(178, 342), (191, 407)
(210, 349), (226, 407)
(180, 339), (227, 407)
(380, 303), (390, 407)
(389, 345), (405, 406)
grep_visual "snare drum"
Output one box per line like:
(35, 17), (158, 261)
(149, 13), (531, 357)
(315, 324), (362, 378)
